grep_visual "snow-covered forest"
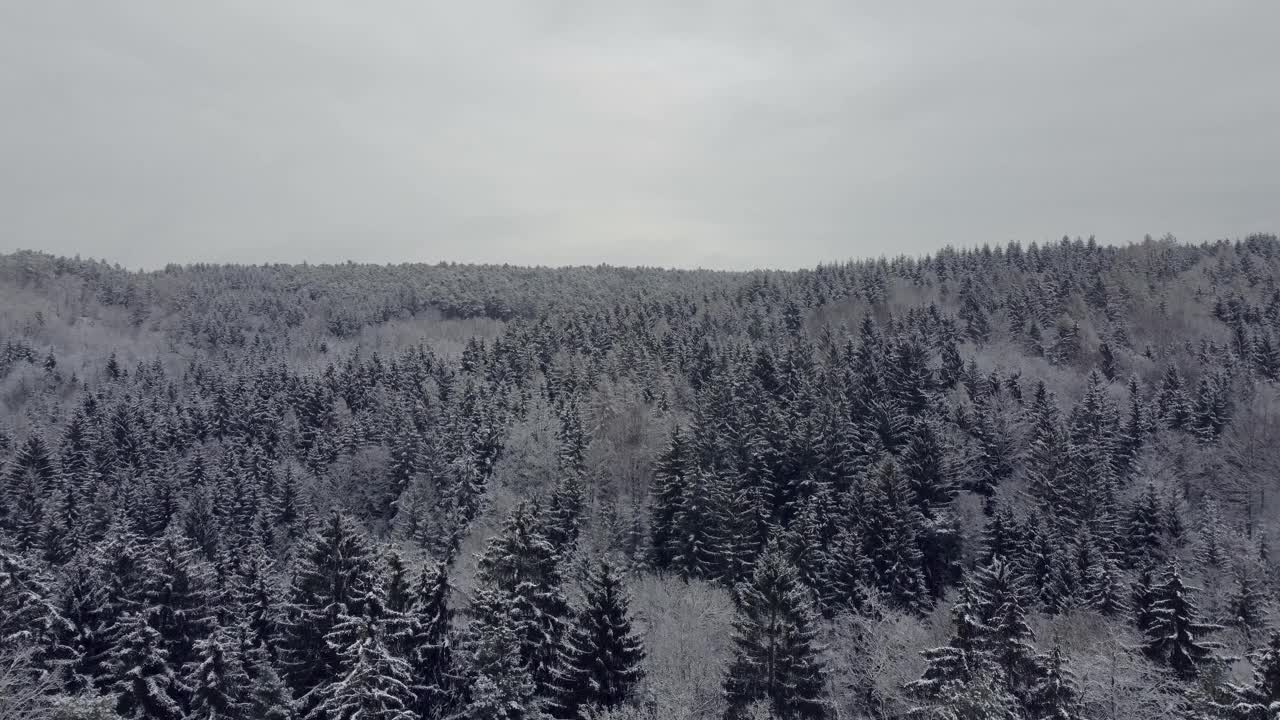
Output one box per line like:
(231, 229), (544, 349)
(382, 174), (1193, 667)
(3, 235), (1280, 719)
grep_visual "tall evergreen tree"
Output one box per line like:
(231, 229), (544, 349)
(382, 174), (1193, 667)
(723, 542), (829, 720)
(861, 462), (929, 613)
(143, 528), (216, 684)
(552, 558), (645, 719)
(2, 434), (58, 549)
(187, 628), (251, 720)
(544, 471), (586, 559)
(650, 425), (691, 571)
(107, 610), (186, 720)
(472, 502), (570, 700)
(308, 616), (417, 720)
(454, 591), (548, 720)
(407, 560), (456, 719)
(278, 512), (381, 704)
(907, 579), (1018, 720)
(1025, 645), (1084, 720)
(1141, 563), (1225, 680)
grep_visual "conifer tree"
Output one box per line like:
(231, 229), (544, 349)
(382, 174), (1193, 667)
(669, 468), (721, 581)
(454, 591), (548, 720)
(723, 542), (829, 720)
(143, 528), (215, 682)
(650, 427), (691, 568)
(817, 523), (872, 616)
(971, 398), (1015, 498)
(187, 628), (250, 720)
(235, 545), (281, 657)
(1025, 645), (1084, 720)
(1024, 382), (1068, 517)
(861, 462), (929, 613)
(552, 558), (645, 718)
(107, 610), (186, 720)
(1141, 563), (1225, 680)
(1225, 565), (1267, 637)
(1157, 364), (1192, 430)
(544, 471), (586, 558)
(974, 559), (1040, 700)
(907, 579), (1016, 719)
(1124, 483), (1165, 568)
(473, 502), (570, 700)
(1131, 564), (1159, 636)
(242, 638), (294, 720)
(308, 617), (417, 720)
(279, 512), (381, 704)
(1084, 555), (1128, 617)
(979, 505), (1022, 566)
(1099, 342), (1118, 381)
(1018, 521), (1058, 610)
(900, 418), (956, 517)
(0, 539), (75, 677)
(407, 560), (455, 719)
(2, 434), (58, 550)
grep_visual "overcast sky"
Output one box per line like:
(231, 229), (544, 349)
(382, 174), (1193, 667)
(1, 2), (1277, 270)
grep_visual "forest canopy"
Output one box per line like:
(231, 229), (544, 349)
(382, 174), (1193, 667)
(2, 234), (1280, 719)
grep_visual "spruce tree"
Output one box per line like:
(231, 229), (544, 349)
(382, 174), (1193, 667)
(669, 468), (722, 581)
(308, 617), (417, 720)
(723, 542), (828, 720)
(107, 610), (186, 720)
(1124, 483), (1165, 568)
(278, 512), (381, 704)
(860, 462), (928, 613)
(1025, 645), (1084, 720)
(907, 579), (1017, 719)
(143, 528), (216, 682)
(816, 523), (871, 616)
(1084, 555), (1128, 617)
(900, 417), (956, 517)
(544, 471), (586, 558)
(0, 539), (75, 677)
(552, 558), (645, 718)
(454, 591), (548, 720)
(2, 434), (58, 550)
(974, 559), (1040, 700)
(649, 428), (691, 571)
(242, 638), (294, 720)
(1141, 562), (1225, 680)
(187, 628), (250, 720)
(472, 502), (570, 700)
(1225, 565), (1267, 637)
(407, 560), (456, 718)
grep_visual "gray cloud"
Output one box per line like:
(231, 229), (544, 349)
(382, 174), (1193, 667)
(1, 1), (1277, 270)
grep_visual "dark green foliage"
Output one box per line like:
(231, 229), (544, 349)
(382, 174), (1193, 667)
(107, 611), (185, 720)
(1141, 563), (1225, 680)
(308, 617), (417, 720)
(473, 502), (570, 700)
(552, 558), (645, 718)
(860, 462), (929, 613)
(1025, 645), (1084, 720)
(2, 434), (58, 549)
(187, 629), (251, 720)
(406, 560), (456, 718)
(279, 512), (381, 703)
(454, 591), (547, 720)
(723, 542), (829, 720)
(648, 426), (691, 571)
(0, 238), (1277, 717)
